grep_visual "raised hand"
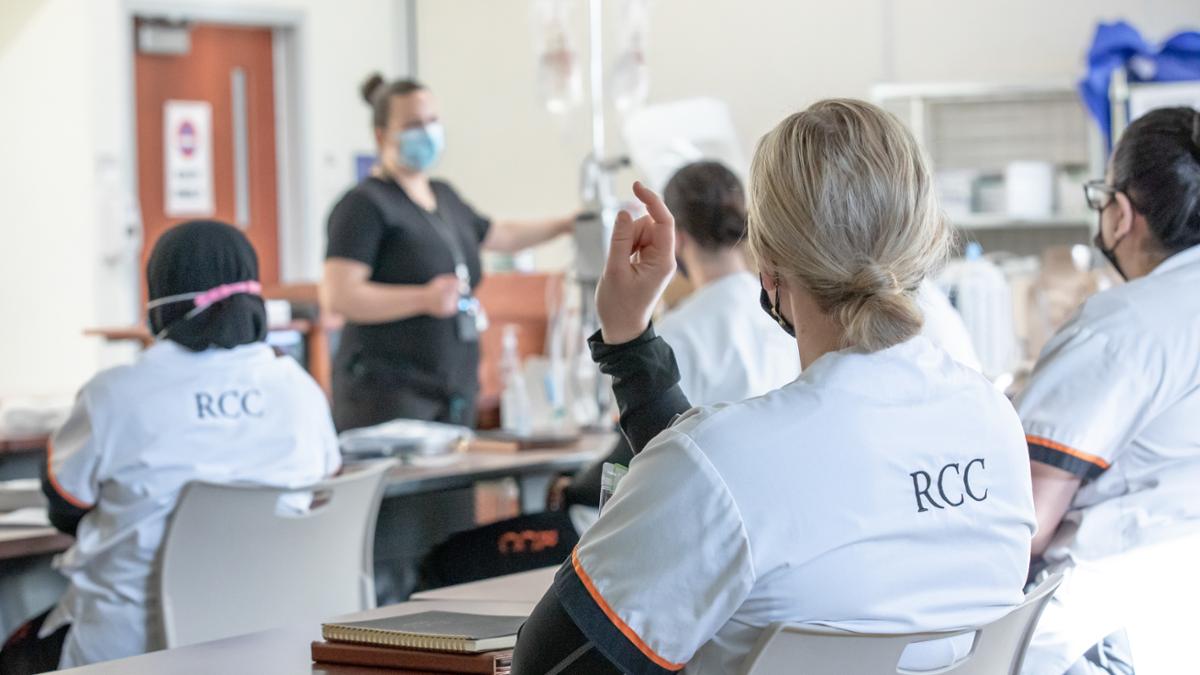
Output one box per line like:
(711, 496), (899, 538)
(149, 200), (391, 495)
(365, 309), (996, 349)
(595, 181), (677, 344)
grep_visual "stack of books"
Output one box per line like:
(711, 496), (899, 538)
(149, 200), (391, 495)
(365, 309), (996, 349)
(311, 610), (526, 674)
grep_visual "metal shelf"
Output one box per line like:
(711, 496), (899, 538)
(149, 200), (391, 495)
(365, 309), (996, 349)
(951, 214), (1091, 230)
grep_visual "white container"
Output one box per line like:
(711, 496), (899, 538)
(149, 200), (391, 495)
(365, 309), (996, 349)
(938, 244), (1019, 380)
(265, 299), (292, 328)
(1005, 161), (1055, 219)
(935, 169), (979, 220)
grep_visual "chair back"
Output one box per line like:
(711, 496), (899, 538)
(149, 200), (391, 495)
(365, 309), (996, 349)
(158, 460), (394, 648)
(741, 574), (1063, 675)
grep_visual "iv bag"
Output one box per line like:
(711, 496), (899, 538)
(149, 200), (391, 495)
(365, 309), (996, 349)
(531, 0), (582, 115)
(610, 0), (650, 114)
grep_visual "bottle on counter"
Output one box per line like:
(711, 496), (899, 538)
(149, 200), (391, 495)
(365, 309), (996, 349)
(500, 325), (532, 436)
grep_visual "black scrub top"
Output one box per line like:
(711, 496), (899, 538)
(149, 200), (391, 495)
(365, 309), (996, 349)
(326, 177), (491, 429)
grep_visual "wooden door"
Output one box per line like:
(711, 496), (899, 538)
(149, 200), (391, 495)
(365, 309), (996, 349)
(134, 21), (280, 288)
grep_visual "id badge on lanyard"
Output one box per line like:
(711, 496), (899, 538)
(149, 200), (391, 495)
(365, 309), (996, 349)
(453, 263), (488, 342)
(420, 208), (487, 343)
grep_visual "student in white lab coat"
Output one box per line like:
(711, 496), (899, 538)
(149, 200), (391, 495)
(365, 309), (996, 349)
(1018, 107), (1200, 675)
(513, 99), (1036, 674)
(0, 221), (341, 673)
(655, 160), (801, 403)
(555, 162), (979, 518)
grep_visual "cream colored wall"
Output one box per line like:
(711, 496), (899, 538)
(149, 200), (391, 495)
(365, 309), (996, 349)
(0, 0), (101, 397)
(416, 0), (1200, 268)
(0, 0), (409, 397)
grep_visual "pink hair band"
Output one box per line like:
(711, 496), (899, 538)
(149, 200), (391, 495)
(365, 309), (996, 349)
(193, 281), (262, 309)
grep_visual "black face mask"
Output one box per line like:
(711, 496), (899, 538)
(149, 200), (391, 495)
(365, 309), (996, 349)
(1094, 228), (1128, 281)
(759, 284), (796, 337)
(675, 255), (689, 281)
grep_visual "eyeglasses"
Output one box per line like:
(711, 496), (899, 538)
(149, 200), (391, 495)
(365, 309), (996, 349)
(1083, 180), (1117, 212)
(1083, 180), (1141, 214)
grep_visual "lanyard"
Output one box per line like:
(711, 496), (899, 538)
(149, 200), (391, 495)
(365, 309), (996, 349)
(419, 207), (472, 296)
(382, 171), (472, 295)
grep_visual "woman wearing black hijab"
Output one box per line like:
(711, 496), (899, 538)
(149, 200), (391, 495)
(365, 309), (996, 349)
(0, 221), (342, 673)
(145, 219), (268, 350)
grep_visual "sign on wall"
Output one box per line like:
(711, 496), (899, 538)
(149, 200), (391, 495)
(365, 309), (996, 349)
(163, 100), (214, 216)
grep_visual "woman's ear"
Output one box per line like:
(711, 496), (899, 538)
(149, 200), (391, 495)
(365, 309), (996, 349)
(760, 270), (779, 293)
(374, 126), (387, 150)
(1112, 191), (1137, 241)
(673, 226), (690, 257)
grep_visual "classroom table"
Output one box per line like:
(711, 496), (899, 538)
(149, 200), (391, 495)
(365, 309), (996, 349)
(56, 594), (548, 674)
(411, 565), (557, 604)
(366, 431), (612, 602)
(0, 434), (610, 611)
(0, 431), (49, 482)
(0, 483), (67, 561)
(0, 432), (49, 455)
(0, 434), (609, 563)
(0, 526), (71, 561)
(0, 503), (72, 639)
(380, 432), (614, 511)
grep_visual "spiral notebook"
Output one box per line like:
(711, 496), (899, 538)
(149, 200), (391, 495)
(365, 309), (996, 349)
(320, 611), (525, 653)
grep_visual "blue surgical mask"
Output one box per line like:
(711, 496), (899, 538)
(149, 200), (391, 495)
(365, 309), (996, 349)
(394, 122), (445, 172)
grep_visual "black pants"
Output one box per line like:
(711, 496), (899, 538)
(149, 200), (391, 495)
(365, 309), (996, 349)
(332, 356), (477, 432)
(0, 609), (68, 675)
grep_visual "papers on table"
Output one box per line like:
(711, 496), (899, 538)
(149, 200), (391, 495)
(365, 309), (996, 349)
(0, 479), (46, 512)
(0, 507), (50, 528)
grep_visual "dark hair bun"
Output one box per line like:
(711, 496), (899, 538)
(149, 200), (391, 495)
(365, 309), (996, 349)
(663, 161), (747, 251)
(1112, 107), (1200, 254)
(361, 72), (385, 105)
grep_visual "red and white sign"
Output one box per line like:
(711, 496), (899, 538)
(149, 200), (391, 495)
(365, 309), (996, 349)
(164, 100), (213, 216)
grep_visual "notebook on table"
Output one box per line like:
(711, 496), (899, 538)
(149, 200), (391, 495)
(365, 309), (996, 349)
(310, 641), (512, 674)
(320, 611), (525, 653)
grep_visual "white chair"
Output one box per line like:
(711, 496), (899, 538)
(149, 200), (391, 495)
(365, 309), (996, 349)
(741, 574), (1063, 675)
(157, 459), (395, 648)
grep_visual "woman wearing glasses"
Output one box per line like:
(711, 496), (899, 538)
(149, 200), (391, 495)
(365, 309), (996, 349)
(1017, 107), (1200, 673)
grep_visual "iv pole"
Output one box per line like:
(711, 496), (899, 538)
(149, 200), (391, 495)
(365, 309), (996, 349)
(588, 0), (605, 167)
(571, 0), (627, 428)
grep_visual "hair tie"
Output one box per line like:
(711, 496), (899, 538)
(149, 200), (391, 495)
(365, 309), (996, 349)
(194, 281), (263, 309)
(146, 280), (262, 311)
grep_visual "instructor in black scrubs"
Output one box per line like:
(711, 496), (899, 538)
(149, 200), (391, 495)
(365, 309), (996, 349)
(322, 74), (574, 431)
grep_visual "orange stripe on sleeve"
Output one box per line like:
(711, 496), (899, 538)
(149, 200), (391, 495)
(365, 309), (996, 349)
(46, 437), (94, 510)
(1026, 435), (1111, 470)
(571, 549), (685, 671)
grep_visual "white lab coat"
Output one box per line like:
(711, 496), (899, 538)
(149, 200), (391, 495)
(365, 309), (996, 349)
(558, 336), (1035, 673)
(656, 272), (801, 404)
(41, 341), (341, 669)
(1016, 244), (1200, 674)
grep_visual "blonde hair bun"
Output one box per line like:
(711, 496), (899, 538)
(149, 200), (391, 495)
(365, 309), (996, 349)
(748, 99), (951, 352)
